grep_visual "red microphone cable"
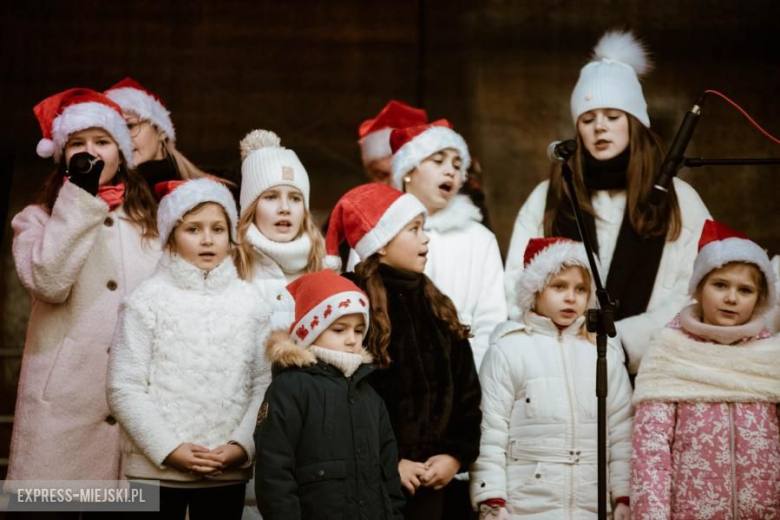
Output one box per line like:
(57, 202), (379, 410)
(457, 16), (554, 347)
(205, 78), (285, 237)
(703, 89), (780, 145)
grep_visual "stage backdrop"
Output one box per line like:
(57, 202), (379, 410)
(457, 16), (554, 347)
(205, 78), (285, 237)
(1, 0), (779, 477)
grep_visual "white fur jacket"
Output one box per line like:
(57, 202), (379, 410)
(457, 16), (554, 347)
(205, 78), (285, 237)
(107, 254), (272, 482)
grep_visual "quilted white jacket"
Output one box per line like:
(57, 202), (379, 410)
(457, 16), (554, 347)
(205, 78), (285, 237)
(470, 311), (633, 519)
(504, 178), (710, 373)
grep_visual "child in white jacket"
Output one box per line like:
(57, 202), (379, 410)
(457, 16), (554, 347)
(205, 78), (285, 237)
(390, 119), (506, 370)
(108, 178), (271, 519)
(471, 238), (633, 519)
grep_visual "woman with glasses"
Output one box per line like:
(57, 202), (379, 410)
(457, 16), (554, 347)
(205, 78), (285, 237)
(105, 78), (212, 188)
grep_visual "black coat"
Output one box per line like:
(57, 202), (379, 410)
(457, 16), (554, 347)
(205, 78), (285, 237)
(254, 334), (405, 520)
(350, 264), (483, 471)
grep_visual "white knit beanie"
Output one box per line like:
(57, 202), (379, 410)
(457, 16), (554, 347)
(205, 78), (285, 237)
(570, 30), (652, 128)
(239, 129), (310, 214)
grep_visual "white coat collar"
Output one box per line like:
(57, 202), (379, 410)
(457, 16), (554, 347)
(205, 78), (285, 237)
(424, 194), (482, 233)
(522, 310), (586, 338)
(160, 252), (237, 292)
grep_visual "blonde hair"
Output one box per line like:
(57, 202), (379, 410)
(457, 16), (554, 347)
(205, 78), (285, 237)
(233, 195), (325, 280)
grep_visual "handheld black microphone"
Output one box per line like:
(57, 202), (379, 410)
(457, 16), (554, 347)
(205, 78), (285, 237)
(650, 93), (706, 206)
(67, 152), (105, 177)
(547, 139), (577, 163)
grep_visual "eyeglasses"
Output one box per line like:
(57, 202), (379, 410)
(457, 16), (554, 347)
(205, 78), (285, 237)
(126, 119), (149, 138)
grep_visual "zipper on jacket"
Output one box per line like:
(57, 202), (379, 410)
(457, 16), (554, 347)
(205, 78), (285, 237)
(728, 404), (738, 519)
(558, 330), (577, 520)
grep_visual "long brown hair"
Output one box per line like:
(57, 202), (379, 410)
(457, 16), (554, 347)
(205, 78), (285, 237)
(35, 155), (158, 240)
(233, 196), (325, 280)
(354, 255), (471, 369)
(543, 115), (681, 241)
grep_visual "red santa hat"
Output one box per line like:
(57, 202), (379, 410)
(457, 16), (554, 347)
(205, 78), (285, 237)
(33, 88), (135, 168)
(389, 119), (471, 190)
(512, 237), (597, 319)
(689, 220), (777, 311)
(358, 100), (428, 165)
(325, 183), (427, 268)
(156, 178), (238, 247)
(105, 77), (176, 142)
(287, 270), (370, 349)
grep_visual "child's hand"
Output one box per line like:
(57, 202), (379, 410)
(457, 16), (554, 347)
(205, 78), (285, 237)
(420, 454), (460, 490)
(614, 503), (630, 520)
(479, 505), (510, 520)
(164, 443), (222, 475)
(398, 459), (427, 495)
(194, 443), (248, 471)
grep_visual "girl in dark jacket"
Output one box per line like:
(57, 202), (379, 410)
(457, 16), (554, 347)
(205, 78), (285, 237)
(254, 269), (405, 520)
(326, 182), (483, 519)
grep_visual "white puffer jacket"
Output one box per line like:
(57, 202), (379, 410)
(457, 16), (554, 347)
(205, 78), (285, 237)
(424, 195), (507, 368)
(504, 178), (710, 373)
(470, 312), (633, 519)
(107, 255), (272, 482)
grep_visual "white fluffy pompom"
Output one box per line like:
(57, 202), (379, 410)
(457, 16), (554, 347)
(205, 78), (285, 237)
(592, 30), (652, 76)
(36, 138), (55, 158)
(240, 129), (282, 161)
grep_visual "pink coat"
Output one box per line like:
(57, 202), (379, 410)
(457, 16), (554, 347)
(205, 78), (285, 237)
(631, 326), (780, 519)
(7, 182), (160, 482)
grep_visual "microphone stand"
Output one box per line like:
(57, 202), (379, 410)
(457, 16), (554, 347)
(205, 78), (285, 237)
(557, 143), (616, 520)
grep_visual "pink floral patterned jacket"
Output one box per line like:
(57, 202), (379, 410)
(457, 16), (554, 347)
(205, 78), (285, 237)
(630, 311), (780, 519)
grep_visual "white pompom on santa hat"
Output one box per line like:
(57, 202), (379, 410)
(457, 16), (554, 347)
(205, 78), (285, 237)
(33, 88), (135, 168)
(689, 219), (777, 312)
(324, 182), (427, 270)
(389, 119), (471, 190)
(286, 269), (370, 349)
(358, 100), (428, 165)
(512, 237), (597, 320)
(155, 178), (238, 248)
(105, 77), (177, 142)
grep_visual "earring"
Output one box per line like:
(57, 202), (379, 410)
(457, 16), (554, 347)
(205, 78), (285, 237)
(403, 176), (412, 184)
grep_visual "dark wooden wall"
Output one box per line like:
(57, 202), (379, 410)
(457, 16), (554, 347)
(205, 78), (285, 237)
(2, 0), (779, 475)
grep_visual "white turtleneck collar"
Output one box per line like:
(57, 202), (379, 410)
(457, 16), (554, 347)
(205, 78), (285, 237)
(245, 223), (311, 274)
(424, 194), (483, 233)
(159, 253), (238, 293)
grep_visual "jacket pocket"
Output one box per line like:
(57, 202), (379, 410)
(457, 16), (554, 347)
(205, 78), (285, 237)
(323, 389), (335, 435)
(379, 464), (396, 519)
(297, 460), (347, 519)
(507, 461), (563, 515)
(523, 377), (567, 421)
(42, 337), (86, 408)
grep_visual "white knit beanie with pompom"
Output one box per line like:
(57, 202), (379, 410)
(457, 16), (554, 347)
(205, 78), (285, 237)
(239, 129), (310, 214)
(570, 30), (653, 127)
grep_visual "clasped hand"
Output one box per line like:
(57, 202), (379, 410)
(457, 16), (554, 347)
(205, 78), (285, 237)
(163, 443), (248, 476)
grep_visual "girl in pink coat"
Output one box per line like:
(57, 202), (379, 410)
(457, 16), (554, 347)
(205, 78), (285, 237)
(631, 220), (780, 519)
(6, 89), (160, 486)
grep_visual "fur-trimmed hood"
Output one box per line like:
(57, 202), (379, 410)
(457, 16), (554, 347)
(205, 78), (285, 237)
(424, 194), (483, 233)
(265, 329), (373, 368)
